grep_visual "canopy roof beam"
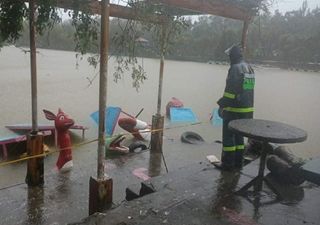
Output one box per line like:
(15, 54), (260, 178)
(55, 0), (168, 23)
(146, 0), (254, 21)
(52, 0), (253, 22)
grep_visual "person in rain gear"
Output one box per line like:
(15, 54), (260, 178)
(216, 44), (255, 170)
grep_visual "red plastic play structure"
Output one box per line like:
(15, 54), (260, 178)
(166, 97), (184, 117)
(118, 117), (151, 141)
(43, 108), (74, 171)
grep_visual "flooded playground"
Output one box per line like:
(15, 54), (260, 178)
(0, 46), (319, 224)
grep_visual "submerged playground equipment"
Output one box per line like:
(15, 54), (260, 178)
(118, 118), (151, 141)
(43, 109), (75, 171)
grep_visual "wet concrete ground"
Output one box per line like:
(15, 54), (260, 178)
(73, 162), (320, 225)
(72, 160), (320, 225)
(0, 122), (224, 225)
(1, 127), (320, 225)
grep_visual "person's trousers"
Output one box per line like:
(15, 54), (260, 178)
(222, 119), (245, 169)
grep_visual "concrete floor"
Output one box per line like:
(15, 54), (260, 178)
(0, 123), (224, 225)
(1, 127), (319, 225)
(71, 158), (320, 225)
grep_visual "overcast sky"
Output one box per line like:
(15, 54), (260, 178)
(270, 0), (319, 13)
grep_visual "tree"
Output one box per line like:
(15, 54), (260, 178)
(6, 1), (319, 66)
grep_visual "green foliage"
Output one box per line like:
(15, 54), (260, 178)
(132, 0), (189, 56)
(0, 1), (26, 45)
(36, 0), (61, 35)
(107, 0), (189, 91)
(15, 20), (76, 51)
(71, 10), (99, 55)
(248, 1), (320, 63)
(111, 19), (143, 87)
(3, 0), (319, 73)
(0, 0), (62, 46)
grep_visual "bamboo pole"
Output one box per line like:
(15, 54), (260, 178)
(30, 0), (38, 132)
(156, 55), (165, 115)
(26, 0), (44, 187)
(89, 0), (113, 215)
(156, 25), (166, 116)
(241, 19), (250, 54)
(151, 25), (166, 153)
(97, 0), (110, 180)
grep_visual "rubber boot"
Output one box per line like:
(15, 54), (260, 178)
(235, 150), (243, 169)
(221, 151), (235, 171)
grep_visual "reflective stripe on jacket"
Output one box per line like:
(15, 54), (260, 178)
(217, 60), (255, 119)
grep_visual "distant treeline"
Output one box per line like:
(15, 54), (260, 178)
(14, 1), (320, 65)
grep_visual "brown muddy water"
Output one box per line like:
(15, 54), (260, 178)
(0, 46), (319, 224)
(1, 46), (319, 157)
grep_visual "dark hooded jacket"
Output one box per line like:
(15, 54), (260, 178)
(217, 46), (255, 120)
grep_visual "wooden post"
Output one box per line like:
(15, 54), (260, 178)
(89, 177), (113, 215)
(97, 0), (109, 182)
(241, 19), (249, 55)
(148, 152), (162, 177)
(29, 0), (38, 132)
(26, 0), (44, 187)
(25, 133), (44, 186)
(27, 186), (44, 224)
(89, 0), (113, 215)
(150, 114), (164, 153)
(151, 24), (166, 153)
(156, 53), (165, 116)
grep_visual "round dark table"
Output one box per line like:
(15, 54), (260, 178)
(228, 119), (307, 194)
(229, 119), (307, 144)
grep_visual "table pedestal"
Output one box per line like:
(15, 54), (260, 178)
(236, 142), (280, 196)
(228, 119), (307, 198)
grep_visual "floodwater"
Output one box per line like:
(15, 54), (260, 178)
(0, 46), (319, 224)
(1, 46), (319, 157)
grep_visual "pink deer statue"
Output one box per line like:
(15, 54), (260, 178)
(43, 108), (74, 171)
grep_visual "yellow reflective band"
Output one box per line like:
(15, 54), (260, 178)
(223, 92), (236, 99)
(224, 107), (254, 113)
(223, 146), (236, 152)
(236, 145), (245, 150)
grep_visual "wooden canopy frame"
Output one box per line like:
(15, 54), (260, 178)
(53, 0), (255, 21)
(51, 0), (254, 47)
(22, 0), (257, 215)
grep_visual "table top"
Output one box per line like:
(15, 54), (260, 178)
(228, 119), (307, 144)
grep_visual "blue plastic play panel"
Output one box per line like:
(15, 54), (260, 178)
(90, 106), (121, 136)
(211, 108), (223, 126)
(170, 108), (197, 123)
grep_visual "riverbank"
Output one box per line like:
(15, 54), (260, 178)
(251, 60), (320, 73)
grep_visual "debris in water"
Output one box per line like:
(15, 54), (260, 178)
(132, 168), (151, 181)
(206, 155), (220, 164)
(222, 207), (259, 225)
